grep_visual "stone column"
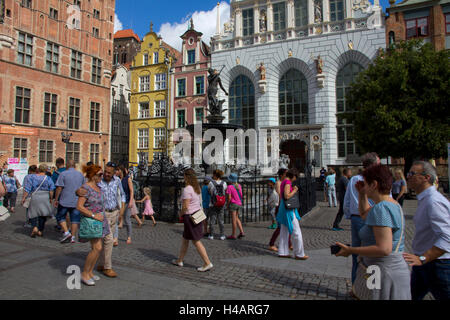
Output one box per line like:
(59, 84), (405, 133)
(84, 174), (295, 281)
(216, 2), (221, 35)
(323, 0), (330, 23)
(345, 0), (352, 20)
(235, 8), (243, 38)
(267, 1), (273, 32)
(308, 0), (315, 25)
(254, 4), (260, 34)
(287, 0), (295, 29)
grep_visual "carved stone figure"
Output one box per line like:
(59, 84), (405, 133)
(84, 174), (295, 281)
(224, 17), (235, 34)
(314, 1), (322, 23)
(258, 62), (266, 81)
(279, 154), (291, 169)
(315, 55), (324, 74)
(259, 10), (267, 32)
(207, 68), (228, 117)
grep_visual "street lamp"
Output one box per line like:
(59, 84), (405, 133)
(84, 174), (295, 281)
(60, 111), (72, 150)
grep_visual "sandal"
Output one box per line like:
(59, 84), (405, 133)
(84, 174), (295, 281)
(31, 229), (38, 238)
(295, 255), (309, 261)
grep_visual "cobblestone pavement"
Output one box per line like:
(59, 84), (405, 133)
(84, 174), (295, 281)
(0, 198), (420, 300)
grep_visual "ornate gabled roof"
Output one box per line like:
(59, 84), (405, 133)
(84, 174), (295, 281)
(114, 29), (141, 43)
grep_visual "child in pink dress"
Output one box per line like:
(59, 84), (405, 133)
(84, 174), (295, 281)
(136, 187), (156, 226)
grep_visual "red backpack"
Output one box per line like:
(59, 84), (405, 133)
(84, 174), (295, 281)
(211, 180), (226, 207)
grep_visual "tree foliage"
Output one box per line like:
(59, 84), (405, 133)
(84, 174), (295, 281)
(343, 40), (450, 162)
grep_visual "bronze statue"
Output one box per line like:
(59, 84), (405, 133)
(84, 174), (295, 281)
(258, 62), (266, 81)
(207, 68), (228, 116)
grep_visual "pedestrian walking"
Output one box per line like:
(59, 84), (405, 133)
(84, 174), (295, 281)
(392, 169), (407, 207)
(51, 158), (66, 185)
(326, 168), (337, 208)
(343, 152), (380, 286)
(201, 177), (212, 237)
(268, 168), (292, 253)
(0, 168), (6, 207)
(53, 160), (85, 244)
(208, 170), (227, 240)
(172, 168), (213, 272)
(277, 168), (308, 260)
(267, 178), (279, 230)
(335, 165), (411, 300)
(77, 165), (110, 286)
(22, 165), (37, 228)
(332, 168), (352, 231)
(403, 161), (450, 301)
(3, 169), (21, 213)
(22, 165), (56, 238)
(136, 187), (156, 227)
(226, 173), (245, 240)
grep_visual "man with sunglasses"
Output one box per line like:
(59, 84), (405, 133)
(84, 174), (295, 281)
(403, 161), (450, 300)
(78, 162), (126, 278)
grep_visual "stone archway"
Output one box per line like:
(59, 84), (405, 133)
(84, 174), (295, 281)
(280, 140), (306, 171)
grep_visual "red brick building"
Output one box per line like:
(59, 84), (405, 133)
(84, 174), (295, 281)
(386, 0), (450, 50)
(0, 0), (115, 167)
(170, 19), (211, 132)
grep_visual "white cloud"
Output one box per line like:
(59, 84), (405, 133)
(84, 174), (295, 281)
(158, 1), (230, 51)
(114, 13), (123, 33)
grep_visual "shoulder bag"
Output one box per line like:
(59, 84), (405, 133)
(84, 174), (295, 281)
(190, 191), (207, 225)
(352, 206), (405, 300)
(284, 183), (300, 210)
(23, 176), (47, 209)
(79, 187), (104, 240)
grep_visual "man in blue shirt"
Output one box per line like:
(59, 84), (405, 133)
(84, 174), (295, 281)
(202, 176), (212, 237)
(325, 168), (337, 208)
(51, 158), (66, 185)
(54, 160), (85, 244)
(403, 161), (450, 300)
(343, 152), (380, 286)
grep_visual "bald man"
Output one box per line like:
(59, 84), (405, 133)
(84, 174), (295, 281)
(54, 160), (85, 243)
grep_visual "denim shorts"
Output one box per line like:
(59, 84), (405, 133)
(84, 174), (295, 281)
(56, 206), (81, 224)
(229, 203), (242, 212)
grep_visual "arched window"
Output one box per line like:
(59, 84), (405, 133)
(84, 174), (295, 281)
(336, 62), (364, 158)
(279, 69), (308, 126)
(229, 75), (255, 129)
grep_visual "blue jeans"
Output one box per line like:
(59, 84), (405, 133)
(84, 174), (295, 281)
(351, 215), (365, 284)
(411, 259), (450, 300)
(56, 206), (81, 224)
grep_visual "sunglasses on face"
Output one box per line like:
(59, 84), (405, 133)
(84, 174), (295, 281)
(407, 171), (427, 178)
(107, 162), (117, 168)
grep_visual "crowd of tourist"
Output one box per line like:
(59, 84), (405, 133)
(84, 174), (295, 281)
(0, 152), (449, 301)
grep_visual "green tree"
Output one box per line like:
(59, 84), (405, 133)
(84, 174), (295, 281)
(343, 40), (450, 172)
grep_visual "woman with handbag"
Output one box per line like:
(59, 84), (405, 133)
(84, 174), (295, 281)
(172, 168), (213, 272)
(226, 173), (245, 240)
(22, 164), (56, 238)
(335, 164), (411, 300)
(276, 169), (308, 260)
(76, 165), (110, 286)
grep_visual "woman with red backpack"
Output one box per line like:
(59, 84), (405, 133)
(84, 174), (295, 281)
(226, 173), (245, 240)
(207, 170), (227, 240)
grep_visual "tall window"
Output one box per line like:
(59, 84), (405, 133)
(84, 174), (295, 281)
(329, 0), (344, 21)
(122, 121), (128, 136)
(112, 99), (120, 113)
(15, 87), (31, 124)
(113, 120), (119, 135)
(93, 9), (100, 19)
(22, 0), (32, 8)
(295, 0), (308, 27)
(66, 142), (80, 163)
(138, 129), (149, 149)
(43, 93), (57, 127)
(46, 42), (59, 73)
(195, 76), (205, 95)
(90, 144), (100, 165)
(17, 32), (33, 66)
(143, 53), (149, 66)
(153, 52), (159, 64)
(336, 62), (364, 158)
(177, 79), (186, 97)
(92, 58), (102, 84)
(71, 50), (82, 79)
(273, 2), (286, 31)
(139, 102), (150, 118)
(406, 17), (428, 38)
(155, 101), (166, 117)
(155, 73), (166, 90)
(90, 102), (100, 132)
(140, 75), (150, 92)
(112, 140), (120, 154)
(195, 108), (204, 124)
(187, 50), (196, 64)
(39, 140), (53, 163)
(279, 69), (309, 126)
(154, 128), (166, 148)
(229, 75), (255, 129)
(49, 7), (58, 20)
(446, 13), (450, 34)
(92, 27), (99, 38)
(177, 110), (186, 128)
(13, 138), (27, 159)
(68, 97), (80, 129)
(243, 9), (254, 36)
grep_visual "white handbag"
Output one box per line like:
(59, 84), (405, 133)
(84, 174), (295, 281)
(0, 206), (10, 222)
(190, 209), (207, 225)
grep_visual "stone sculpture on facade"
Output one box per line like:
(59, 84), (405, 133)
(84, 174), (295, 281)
(223, 17), (235, 34)
(257, 62), (267, 94)
(206, 68), (228, 123)
(259, 10), (267, 32)
(315, 55), (325, 88)
(314, 0), (322, 23)
(279, 154), (291, 169)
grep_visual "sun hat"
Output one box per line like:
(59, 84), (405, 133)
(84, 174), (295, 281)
(228, 173), (238, 183)
(268, 178), (276, 184)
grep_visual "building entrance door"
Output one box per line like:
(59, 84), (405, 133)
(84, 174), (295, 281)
(280, 140), (306, 172)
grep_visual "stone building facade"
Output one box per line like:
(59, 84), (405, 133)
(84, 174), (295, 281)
(113, 29), (141, 66)
(210, 0), (386, 170)
(0, 0), (115, 167)
(386, 0), (450, 50)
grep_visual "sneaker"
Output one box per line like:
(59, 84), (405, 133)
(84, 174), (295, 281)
(208, 235), (214, 240)
(220, 235), (226, 241)
(332, 227), (344, 231)
(197, 263), (213, 272)
(71, 236), (76, 243)
(60, 233), (72, 243)
(171, 259), (184, 267)
(268, 223), (277, 230)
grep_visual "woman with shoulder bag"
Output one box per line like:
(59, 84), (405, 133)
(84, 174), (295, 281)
(22, 164), (56, 238)
(172, 169), (213, 272)
(76, 165), (110, 286)
(335, 165), (411, 300)
(276, 168), (309, 260)
(226, 173), (245, 240)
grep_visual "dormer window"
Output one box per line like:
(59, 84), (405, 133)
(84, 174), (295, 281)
(187, 49), (195, 65)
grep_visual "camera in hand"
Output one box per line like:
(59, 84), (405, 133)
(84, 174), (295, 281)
(330, 244), (351, 255)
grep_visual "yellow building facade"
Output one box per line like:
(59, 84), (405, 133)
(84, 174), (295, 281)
(129, 27), (179, 165)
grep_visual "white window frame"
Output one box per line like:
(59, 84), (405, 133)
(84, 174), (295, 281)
(154, 100), (166, 118)
(138, 128), (149, 149)
(155, 73), (166, 90)
(139, 102), (150, 119)
(154, 128), (166, 149)
(153, 51), (159, 64)
(143, 53), (149, 66)
(140, 75), (150, 92)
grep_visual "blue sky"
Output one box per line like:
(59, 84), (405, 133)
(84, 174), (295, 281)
(115, 0), (392, 50)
